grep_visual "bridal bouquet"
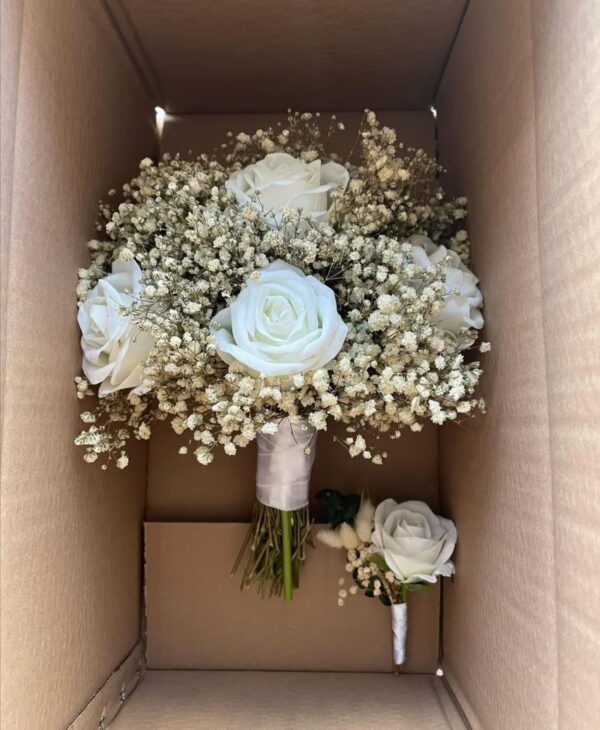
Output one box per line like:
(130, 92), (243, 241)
(317, 492), (457, 668)
(75, 111), (486, 600)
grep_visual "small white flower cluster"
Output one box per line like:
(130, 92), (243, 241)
(75, 112), (487, 467)
(324, 535), (399, 607)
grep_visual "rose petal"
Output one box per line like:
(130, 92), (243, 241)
(371, 498), (457, 583)
(321, 161), (350, 191)
(392, 501), (441, 537)
(380, 550), (438, 582)
(225, 154), (348, 228)
(408, 236), (484, 337)
(213, 260), (347, 376)
(78, 260), (154, 395)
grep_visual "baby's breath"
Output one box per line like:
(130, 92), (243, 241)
(75, 112), (485, 467)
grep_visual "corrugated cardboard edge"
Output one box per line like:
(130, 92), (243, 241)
(67, 641), (145, 730)
(441, 668), (480, 730)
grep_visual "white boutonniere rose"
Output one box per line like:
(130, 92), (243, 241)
(410, 235), (483, 336)
(371, 499), (457, 584)
(77, 259), (154, 396)
(226, 152), (349, 227)
(212, 260), (348, 377)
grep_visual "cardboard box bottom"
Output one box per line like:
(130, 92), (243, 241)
(111, 670), (466, 729)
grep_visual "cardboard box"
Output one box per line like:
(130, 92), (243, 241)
(1, 1), (599, 728)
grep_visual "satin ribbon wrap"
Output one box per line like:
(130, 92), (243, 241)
(391, 602), (408, 665)
(255, 418), (317, 511)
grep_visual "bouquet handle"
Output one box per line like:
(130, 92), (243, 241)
(234, 418), (316, 600)
(255, 419), (316, 511)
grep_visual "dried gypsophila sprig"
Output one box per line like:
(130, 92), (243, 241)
(75, 111), (487, 468)
(336, 543), (428, 607)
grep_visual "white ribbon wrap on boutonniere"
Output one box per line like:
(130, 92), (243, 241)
(391, 602), (408, 666)
(256, 418), (317, 511)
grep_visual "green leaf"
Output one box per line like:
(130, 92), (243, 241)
(315, 490), (361, 528)
(368, 553), (389, 571)
(378, 593), (392, 606)
(405, 582), (431, 593)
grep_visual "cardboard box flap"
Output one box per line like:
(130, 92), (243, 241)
(437, 0), (600, 728)
(0, 2), (153, 728)
(105, 0), (468, 113)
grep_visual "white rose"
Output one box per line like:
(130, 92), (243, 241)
(409, 235), (483, 335)
(77, 259), (154, 397)
(371, 499), (457, 584)
(225, 152), (349, 227)
(212, 260), (348, 377)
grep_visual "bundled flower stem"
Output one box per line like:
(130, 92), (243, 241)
(232, 417), (317, 600)
(232, 501), (312, 599)
(281, 511), (293, 600)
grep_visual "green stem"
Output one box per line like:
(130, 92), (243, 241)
(281, 510), (293, 601)
(233, 502), (312, 598)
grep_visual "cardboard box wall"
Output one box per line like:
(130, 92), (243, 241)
(1, 1), (599, 729)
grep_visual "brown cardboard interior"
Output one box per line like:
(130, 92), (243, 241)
(437, 0), (556, 723)
(147, 419), (439, 522)
(104, 0), (467, 113)
(2, 1), (599, 729)
(144, 523), (440, 673)
(437, 1), (600, 728)
(110, 671), (466, 730)
(1, 2), (153, 729)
